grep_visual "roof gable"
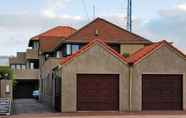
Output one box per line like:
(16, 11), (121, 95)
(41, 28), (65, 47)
(59, 39), (128, 65)
(127, 40), (186, 64)
(65, 18), (151, 44)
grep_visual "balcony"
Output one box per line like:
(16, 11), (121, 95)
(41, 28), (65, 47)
(14, 69), (39, 80)
(9, 52), (26, 65)
(26, 49), (39, 60)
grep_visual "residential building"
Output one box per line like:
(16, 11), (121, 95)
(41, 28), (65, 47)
(9, 46), (39, 98)
(12, 17), (186, 112)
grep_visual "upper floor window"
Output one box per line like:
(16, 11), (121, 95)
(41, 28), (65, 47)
(56, 51), (61, 58)
(65, 44), (80, 56)
(32, 41), (39, 49)
(72, 45), (80, 53)
(108, 44), (120, 53)
(30, 62), (34, 69)
(66, 44), (71, 55)
(29, 60), (39, 69)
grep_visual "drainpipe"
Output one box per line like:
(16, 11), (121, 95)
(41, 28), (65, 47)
(129, 63), (133, 112)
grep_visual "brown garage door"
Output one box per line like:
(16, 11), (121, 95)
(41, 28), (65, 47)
(77, 74), (119, 111)
(142, 74), (183, 110)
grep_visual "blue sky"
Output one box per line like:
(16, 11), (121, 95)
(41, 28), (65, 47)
(0, 0), (186, 56)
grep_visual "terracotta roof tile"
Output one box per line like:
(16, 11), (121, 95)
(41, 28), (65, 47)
(64, 18), (151, 44)
(58, 39), (186, 66)
(127, 40), (186, 64)
(40, 37), (63, 53)
(127, 42), (161, 64)
(30, 26), (76, 53)
(29, 26), (76, 50)
(59, 39), (128, 65)
(31, 26), (76, 40)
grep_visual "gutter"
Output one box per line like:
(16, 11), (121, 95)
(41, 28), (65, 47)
(129, 63), (133, 112)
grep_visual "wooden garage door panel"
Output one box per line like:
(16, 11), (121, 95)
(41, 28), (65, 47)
(77, 74), (119, 111)
(142, 74), (183, 110)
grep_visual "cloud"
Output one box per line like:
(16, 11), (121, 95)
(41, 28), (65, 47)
(0, 0), (87, 56)
(1, 1), (186, 56)
(41, 0), (78, 19)
(135, 3), (186, 53)
(0, 12), (87, 56)
(177, 3), (186, 11)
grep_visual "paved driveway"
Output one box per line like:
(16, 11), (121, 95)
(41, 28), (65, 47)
(14, 99), (52, 115)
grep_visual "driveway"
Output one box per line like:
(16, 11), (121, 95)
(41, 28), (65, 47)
(14, 99), (52, 115)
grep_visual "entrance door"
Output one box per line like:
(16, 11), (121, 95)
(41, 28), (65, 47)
(54, 77), (61, 112)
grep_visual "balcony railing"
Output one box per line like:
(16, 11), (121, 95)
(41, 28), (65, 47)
(26, 49), (39, 60)
(14, 69), (39, 80)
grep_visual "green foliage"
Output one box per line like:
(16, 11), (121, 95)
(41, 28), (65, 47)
(0, 66), (16, 87)
(123, 52), (130, 58)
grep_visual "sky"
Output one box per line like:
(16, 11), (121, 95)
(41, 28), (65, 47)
(0, 0), (186, 56)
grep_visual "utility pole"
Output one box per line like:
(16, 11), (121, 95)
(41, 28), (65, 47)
(127, 0), (132, 32)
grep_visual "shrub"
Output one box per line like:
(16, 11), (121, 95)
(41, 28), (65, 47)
(123, 52), (130, 58)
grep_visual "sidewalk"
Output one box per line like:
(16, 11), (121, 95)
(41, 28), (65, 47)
(11, 111), (186, 118)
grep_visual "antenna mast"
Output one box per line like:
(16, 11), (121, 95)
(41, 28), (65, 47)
(127, 0), (132, 32)
(93, 4), (96, 19)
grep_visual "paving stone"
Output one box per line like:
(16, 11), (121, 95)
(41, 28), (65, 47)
(14, 99), (52, 115)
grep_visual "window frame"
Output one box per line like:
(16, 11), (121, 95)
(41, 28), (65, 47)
(63, 44), (81, 57)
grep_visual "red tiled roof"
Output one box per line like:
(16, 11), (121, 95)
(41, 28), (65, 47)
(127, 40), (186, 64)
(39, 37), (63, 53)
(59, 39), (128, 65)
(31, 26), (76, 40)
(58, 39), (186, 67)
(29, 26), (76, 53)
(29, 26), (76, 50)
(64, 18), (151, 44)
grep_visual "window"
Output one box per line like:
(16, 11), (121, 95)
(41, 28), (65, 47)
(66, 44), (71, 56)
(72, 45), (80, 53)
(33, 41), (39, 49)
(109, 44), (120, 53)
(56, 51), (61, 58)
(64, 44), (80, 56)
(30, 63), (34, 69)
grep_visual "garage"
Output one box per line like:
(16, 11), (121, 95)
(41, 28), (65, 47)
(142, 74), (183, 110)
(13, 80), (38, 99)
(77, 74), (119, 111)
